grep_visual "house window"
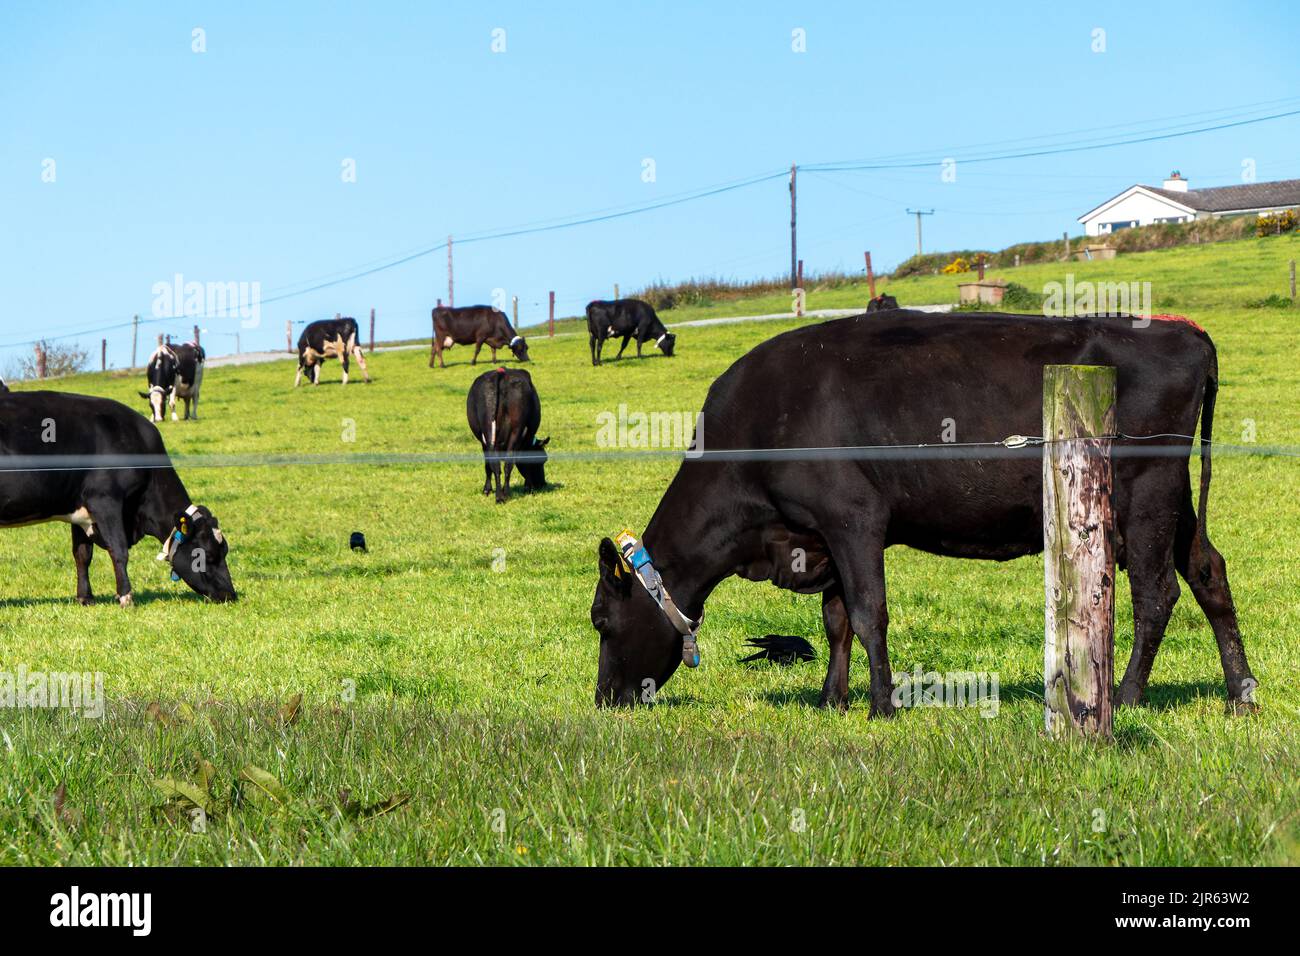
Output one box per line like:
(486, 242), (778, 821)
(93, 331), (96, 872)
(1102, 220), (1138, 233)
(1154, 216), (1186, 224)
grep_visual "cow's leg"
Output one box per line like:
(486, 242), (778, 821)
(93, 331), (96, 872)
(589, 334), (599, 366)
(818, 586), (852, 711)
(636, 337), (644, 358)
(501, 431), (523, 503)
(615, 335), (631, 360)
(86, 503), (133, 608)
(71, 525), (95, 605)
(169, 391), (179, 422)
(471, 340), (484, 365)
(1116, 488), (1181, 707)
(482, 454), (493, 495)
(340, 347), (350, 386)
(1173, 496), (1256, 711)
(595, 335), (606, 364)
(821, 510), (894, 717)
(430, 340), (439, 368)
(491, 346), (498, 363)
(294, 364), (304, 387)
(352, 344), (370, 383)
(312, 362), (320, 385)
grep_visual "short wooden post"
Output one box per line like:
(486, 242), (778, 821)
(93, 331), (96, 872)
(334, 312), (341, 321)
(101, 338), (106, 371)
(795, 259), (804, 316)
(286, 320), (293, 353)
(548, 290), (555, 337)
(977, 256), (985, 281)
(369, 307), (375, 353)
(614, 283), (620, 302)
(192, 324), (200, 347)
(864, 251), (876, 298)
(131, 314), (139, 367)
(1290, 259), (1296, 300)
(1063, 232), (1071, 261)
(512, 295), (518, 327)
(157, 333), (164, 348)
(35, 344), (46, 379)
(1043, 364), (1117, 739)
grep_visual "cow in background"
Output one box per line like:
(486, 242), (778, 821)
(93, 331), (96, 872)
(866, 294), (899, 312)
(431, 305), (530, 369)
(466, 367), (548, 503)
(139, 343), (205, 421)
(585, 299), (676, 366)
(0, 390), (236, 606)
(296, 317), (370, 386)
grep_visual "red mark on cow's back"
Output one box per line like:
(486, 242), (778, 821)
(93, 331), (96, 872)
(1149, 313), (1205, 333)
(496, 367), (506, 374)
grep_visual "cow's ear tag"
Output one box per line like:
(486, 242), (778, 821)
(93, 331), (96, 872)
(178, 516), (189, 537)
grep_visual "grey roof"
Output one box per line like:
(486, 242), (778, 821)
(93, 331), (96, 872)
(1143, 179), (1300, 212)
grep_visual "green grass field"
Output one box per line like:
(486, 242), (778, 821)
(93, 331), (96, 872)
(1, 234), (1297, 865)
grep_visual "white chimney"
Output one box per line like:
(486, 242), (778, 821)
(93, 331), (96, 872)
(1162, 170), (1188, 192)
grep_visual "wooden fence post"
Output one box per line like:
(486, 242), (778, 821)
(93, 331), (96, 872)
(1043, 364), (1117, 739)
(614, 283), (619, 302)
(1063, 232), (1071, 261)
(35, 344), (46, 379)
(512, 295), (518, 328)
(193, 324), (200, 347)
(864, 251), (876, 298)
(1290, 259), (1296, 300)
(795, 259), (804, 317)
(286, 320), (293, 353)
(101, 339), (106, 371)
(977, 256), (985, 281)
(548, 291), (555, 337)
(369, 307), (375, 353)
(131, 314), (139, 367)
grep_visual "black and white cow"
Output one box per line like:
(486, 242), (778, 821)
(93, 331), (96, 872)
(466, 367), (548, 503)
(138, 343), (205, 422)
(592, 311), (1255, 716)
(585, 299), (676, 366)
(296, 317), (370, 386)
(0, 391), (236, 606)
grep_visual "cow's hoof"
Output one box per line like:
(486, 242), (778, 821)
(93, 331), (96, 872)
(77, 594), (95, 607)
(868, 697), (897, 719)
(1116, 682), (1144, 708)
(118, 593), (134, 609)
(816, 693), (848, 713)
(1226, 697), (1259, 717)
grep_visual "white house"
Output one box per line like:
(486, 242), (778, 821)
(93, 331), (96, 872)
(1078, 171), (1300, 237)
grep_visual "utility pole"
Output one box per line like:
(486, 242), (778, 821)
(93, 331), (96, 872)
(447, 235), (454, 308)
(906, 209), (934, 257)
(789, 163), (798, 288)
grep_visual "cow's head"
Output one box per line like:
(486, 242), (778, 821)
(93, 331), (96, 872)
(509, 335), (531, 363)
(519, 436), (549, 490)
(657, 332), (677, 357)
(167, 506), (237, 603)
(138, 386), (170, 422)
(592, 537), (682, 707)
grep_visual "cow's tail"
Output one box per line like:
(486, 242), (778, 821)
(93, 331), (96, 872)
(1196, 347), (1218, 548)
(487, 372), (504, 451)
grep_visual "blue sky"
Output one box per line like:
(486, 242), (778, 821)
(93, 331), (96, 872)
(2, 0), (1298, 368)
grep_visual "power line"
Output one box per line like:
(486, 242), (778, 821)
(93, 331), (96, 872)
(7, 102), (1298, 351)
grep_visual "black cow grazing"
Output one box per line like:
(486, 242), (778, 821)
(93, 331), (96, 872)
(592, 310), (1255, 716)
(431, 305), (530, 369)
(0, 378), (8, 393)
(585, 298), (676, 366)
(138, 343), (205, 422)
(466, 367), (549, 503)
(0, 391), (237, 606)
(295, 317), (370, 386)
(866, 293), (899, 312)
